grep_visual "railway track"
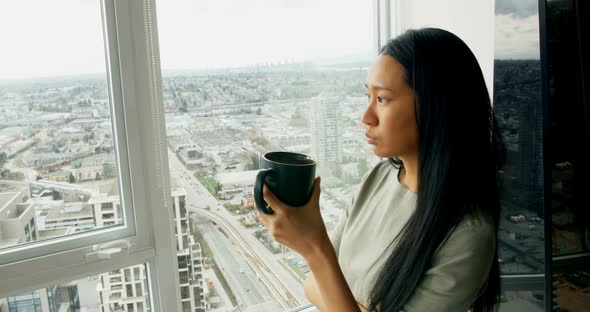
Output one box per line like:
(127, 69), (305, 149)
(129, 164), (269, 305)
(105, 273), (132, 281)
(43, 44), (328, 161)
(190, 206), (301, 309)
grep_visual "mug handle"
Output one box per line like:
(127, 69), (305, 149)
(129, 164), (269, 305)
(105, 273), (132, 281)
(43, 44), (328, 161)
(254, 169), (275, 214)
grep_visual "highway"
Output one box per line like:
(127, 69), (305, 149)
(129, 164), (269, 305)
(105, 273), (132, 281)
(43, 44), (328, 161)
(167, 149), (306, 310)
(192, 207), (300, 309)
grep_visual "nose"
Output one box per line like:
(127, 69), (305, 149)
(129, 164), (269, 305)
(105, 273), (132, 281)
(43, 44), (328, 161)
(361, 102), (377, 127)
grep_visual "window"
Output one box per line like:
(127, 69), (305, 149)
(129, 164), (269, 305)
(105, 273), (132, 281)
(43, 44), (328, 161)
(0, 1), (181, 310)
(545, 0), (590, 310)
(156, 0), (375, 310)
(0, 0), (126, 255)
(1, 263), (149, 312)
(492, 0), (548, 310)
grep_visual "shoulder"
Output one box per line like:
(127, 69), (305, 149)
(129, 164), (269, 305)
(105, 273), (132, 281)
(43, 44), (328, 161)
(435, 209), (496, 262)
(454, 209), (496, 242)
(351, 159), (397, 204)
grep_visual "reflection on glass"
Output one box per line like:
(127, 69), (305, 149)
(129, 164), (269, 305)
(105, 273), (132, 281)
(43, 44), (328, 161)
(0, 1), (122, 252)
(547, 0), (590, 311)
(553, 270), (590, 311)
(157, 1), (373, 310)
(0, 263), (150, 311)
(547, 0), (590, 257)
(493, 0), (545, 275)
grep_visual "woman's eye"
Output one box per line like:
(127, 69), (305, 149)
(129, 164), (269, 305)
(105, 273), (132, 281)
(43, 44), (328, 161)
(377, 96), (384, 103)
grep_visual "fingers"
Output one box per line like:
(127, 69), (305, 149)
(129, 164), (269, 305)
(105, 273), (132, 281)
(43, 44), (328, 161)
(256, 211), (282, 242)
(311, 176), (322, 202)
(262, 184), (286, 214)
(256, 211), (271, 229)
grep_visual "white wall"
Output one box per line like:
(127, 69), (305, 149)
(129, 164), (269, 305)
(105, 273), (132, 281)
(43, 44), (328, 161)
(396, 0), (495, 97)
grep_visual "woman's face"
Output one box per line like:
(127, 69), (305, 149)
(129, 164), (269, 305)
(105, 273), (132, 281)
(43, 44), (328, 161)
(362, 54), (419, 158)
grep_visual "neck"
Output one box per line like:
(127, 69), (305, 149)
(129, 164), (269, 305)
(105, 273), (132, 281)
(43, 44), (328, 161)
(398, 154), (419, 193)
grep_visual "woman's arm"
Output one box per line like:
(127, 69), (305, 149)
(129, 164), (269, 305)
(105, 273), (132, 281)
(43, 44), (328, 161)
(302, 240), (363, 312)
(257, 178), (362, 312)
(304, 272), (326, 310)
(304, 272), (368, 312)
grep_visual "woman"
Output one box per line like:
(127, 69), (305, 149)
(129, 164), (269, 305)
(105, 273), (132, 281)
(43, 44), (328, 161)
(257, 28), (505, 311)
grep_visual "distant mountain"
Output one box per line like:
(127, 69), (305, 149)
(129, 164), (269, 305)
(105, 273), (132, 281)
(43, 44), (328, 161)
(310, 52), (374, 67)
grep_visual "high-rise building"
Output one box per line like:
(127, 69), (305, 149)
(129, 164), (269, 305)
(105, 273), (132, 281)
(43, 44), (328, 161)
(89, 190), (121, 228)
(1, 181), (207, 312)
(96, 187), (208, 312)
(0, 192), (37, 247)
(0, 285), (80, 312)
(98, 264), (149, 312)
(171, 189), (208, 312)
(310, 93), (343, 166)
(0, 192), (81, 312)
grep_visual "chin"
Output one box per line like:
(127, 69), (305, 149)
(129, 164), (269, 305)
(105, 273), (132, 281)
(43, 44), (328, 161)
(372, 148), (390, 158)
(372, 147), (398, 159)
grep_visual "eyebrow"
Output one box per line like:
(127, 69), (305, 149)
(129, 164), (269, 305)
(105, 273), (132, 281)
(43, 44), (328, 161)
(364, 82), (395, 93)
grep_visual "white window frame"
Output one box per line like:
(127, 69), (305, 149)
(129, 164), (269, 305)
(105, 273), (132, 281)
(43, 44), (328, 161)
(0, 1), (181, 311)
(373, 0), (404, 54)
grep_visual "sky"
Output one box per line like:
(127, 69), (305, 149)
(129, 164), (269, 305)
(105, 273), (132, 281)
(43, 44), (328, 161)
(494, 0), (540, 60)
(0, 0), (373, 80)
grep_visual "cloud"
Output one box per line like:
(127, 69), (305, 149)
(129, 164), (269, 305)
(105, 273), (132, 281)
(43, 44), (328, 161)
(496, 0), (538, 18)
(495, 14), (540, 59)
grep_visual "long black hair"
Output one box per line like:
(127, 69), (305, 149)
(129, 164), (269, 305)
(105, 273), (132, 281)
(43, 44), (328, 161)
(367, 28), (505, 311)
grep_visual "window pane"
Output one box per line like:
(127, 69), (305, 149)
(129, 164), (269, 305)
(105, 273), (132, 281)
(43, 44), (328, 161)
(499, 290), (544, 312)
(493, 0), (545, 275)
(157, 0), (373, 310)
(0, 1), (124, 252)
(552, 268), (590, 311)
(546, 0), (590, 310)
(546, 0), (590, 257)
(0, 263), (151, 311)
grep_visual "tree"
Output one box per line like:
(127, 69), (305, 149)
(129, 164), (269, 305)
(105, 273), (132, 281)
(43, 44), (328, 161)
(68, 173), (76, 183)
(357, 158), (369, 176)
(0, 152), (6, 166)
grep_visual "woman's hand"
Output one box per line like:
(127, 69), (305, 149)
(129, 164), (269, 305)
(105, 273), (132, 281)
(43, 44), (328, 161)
(260, 178), (363, 312)
(257, 176), (331, 260)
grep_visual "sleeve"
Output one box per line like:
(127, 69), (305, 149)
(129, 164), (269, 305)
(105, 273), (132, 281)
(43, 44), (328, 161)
(400, 225), (496, 312)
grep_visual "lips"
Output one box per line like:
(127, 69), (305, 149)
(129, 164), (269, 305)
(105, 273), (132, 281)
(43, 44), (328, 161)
(365, 133), (377, 145)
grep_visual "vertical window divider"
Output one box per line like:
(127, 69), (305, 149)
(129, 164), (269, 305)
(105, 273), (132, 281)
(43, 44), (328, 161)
(114, 0), (182, 310)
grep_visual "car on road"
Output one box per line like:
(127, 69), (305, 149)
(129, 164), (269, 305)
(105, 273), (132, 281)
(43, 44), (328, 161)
(239, 268), (245, 274)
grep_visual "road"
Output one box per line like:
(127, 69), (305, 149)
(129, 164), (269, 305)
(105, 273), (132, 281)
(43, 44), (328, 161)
(193, 214), (276, 310)
(167, 149), (306, 310)
(193, 207), (300, 309)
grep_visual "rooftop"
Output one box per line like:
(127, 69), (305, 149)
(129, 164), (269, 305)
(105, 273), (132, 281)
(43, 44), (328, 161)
(45, 202), (94, 220)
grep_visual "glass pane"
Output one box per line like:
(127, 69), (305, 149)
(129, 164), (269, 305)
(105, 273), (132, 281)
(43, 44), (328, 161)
(493, 0), (545, 275)
(546, 0), (590, 257)
(157, 0), (373, 310)
(553, 268), (590, 312)
(546, 0), (590, 311)
(0, 263), (151, 311)
(499, 290), (544, 312)
(0, 1), (124, 251)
